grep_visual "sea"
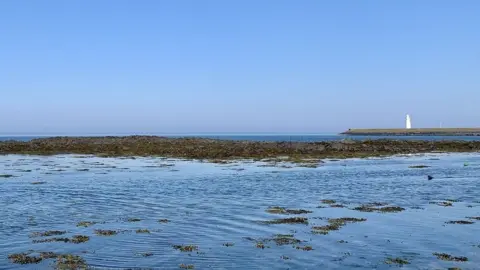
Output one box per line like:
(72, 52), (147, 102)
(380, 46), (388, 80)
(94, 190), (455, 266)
(2, 134), (480, 142)
(0, 135), (479, 269)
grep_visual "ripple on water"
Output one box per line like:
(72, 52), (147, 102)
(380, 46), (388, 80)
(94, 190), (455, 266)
(0, 153), (480, 269)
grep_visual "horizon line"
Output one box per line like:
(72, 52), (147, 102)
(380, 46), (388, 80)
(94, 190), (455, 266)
(0, 132), (343, 137)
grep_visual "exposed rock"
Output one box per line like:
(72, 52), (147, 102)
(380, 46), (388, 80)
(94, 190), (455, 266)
(2, 136), (480, 159)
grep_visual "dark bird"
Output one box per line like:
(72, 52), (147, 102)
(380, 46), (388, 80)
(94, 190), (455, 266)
(427, 175), (434, 180)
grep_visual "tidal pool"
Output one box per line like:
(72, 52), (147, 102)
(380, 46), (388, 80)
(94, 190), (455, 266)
(0, 153), (479, 269)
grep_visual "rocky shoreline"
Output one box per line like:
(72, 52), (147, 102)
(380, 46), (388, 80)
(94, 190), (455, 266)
(0, 136), (479, 159)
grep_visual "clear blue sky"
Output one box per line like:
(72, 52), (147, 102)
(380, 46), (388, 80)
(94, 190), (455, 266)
(1, 0), (479, 134)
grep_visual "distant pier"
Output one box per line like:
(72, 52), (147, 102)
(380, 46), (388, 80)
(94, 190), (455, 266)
(341, 128), (480, 136)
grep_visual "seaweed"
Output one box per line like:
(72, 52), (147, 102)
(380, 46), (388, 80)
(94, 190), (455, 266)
(295, 245), (313, 251)
(433, 253), (468, 262)
(445, 220), (474, 225)
(173, 245), (198, 252)
(32, 235), (89, 244)
(76, 221), (97, 227)
(8, 253), (42, 264)
(30, 230), (67, 238)
(256, 242), (266, 249)
(266, 206), (312, 215)
(33, 237), (70, 244)
(385, 257), (410, 265)
(263, 217), (308, 225)
(352, 205), (405, 213)
(312, 217), (366, 234)
(320, 199), (336, 204)
(271, 234), (301, 246)
(409, 165), (430, 168)
(3, 136), (480, 160)
(71, 235), (90, 244)
(55, 254), (88, 269)
(39, 252), (59, 259)
(127, 218), (141, 222)
(94, 230), (117, 236)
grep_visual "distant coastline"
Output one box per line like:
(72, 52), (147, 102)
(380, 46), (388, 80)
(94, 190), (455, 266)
(341, 128), (480, 136)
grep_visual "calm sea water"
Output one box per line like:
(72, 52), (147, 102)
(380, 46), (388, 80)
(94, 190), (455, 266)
(0, 153), (479, 269)
(2, 134), (480, 142)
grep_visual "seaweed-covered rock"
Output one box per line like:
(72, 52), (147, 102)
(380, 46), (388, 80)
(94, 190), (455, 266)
(2, 136), (480, 159)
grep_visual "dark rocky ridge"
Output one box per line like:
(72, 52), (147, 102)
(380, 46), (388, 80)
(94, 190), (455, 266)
(0, 136), (479, 159)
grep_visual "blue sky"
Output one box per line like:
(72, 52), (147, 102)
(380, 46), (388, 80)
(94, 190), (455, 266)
(1, 0), (479, 134)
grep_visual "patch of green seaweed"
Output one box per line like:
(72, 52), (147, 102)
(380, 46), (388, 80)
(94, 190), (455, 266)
(173, 245), (198, 252)
(32, 235), (89, 244)
(31, 181), (47, 185)
(433, 252), (468, 262)
(385, 257), (410, 265)
(8, 253), (42, 264)
(320, 199), (336, 204)
(295, 245), (313, 251)
(445, 220), (474, 225)
(55, 254), (88, 269)
(127, 218), (142, 222)
(266, 206), (312, 215)
(76, 221), (97, 227)
(262, 217), (308, 225)
(352, 205), (405, 213)
(409, 165), (430, 168)
(270, 234), (302, 246)
(94, 229), (117, 236)
(312, 217), (367, 234)
(30, 230), (67, 238)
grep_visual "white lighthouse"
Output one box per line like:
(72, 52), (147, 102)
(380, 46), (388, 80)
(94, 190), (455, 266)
(406, 114), (412, 129)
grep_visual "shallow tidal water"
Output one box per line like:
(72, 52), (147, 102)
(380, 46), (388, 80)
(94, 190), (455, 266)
(0, 153), (479, 269)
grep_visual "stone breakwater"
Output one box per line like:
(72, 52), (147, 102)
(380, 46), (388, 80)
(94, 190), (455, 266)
(341, 128), (480, 136)
(0, 136), (480, 159)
